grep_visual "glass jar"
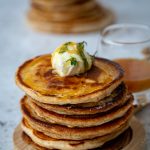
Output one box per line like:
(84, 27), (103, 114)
(97, 24), (150, 105)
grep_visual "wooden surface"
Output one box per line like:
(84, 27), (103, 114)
(13, 117), (146, 150)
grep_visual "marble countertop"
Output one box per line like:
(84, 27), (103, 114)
(0, 0), (150, 149)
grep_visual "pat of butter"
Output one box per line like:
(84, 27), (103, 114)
(51, 42), (92, 77)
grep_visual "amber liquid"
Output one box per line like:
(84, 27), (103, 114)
(114, 58), (150, 93)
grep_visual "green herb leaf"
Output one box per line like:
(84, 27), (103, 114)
(59, 42), (72, 54)
(77, 41), (89, 70)
(66, 57), (78, 66)
(59, 45), (68, 53)
(71, 60), (78, 66)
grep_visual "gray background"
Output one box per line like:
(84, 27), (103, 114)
(0, 0), (150, 149)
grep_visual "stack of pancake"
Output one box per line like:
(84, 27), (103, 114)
(15, 54), (134, 150)
(27, 0), (114, 33)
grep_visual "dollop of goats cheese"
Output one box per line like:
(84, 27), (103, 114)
(51, 42), (92, 77)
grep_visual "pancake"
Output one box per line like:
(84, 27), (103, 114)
(26, 9), (114, 34)
(16, 55), (123, 105)
(27, 0), (115, 34)
(30, 83), (130, 115)
(31, 0), (86, 7)
(31, 0), (97, 13)
(21, 103), (133, 140)
(21, 127), (132, 150)
(22, 95), (133, 127)
(21, 119), (129, 150)
(29, 4), (103, 22)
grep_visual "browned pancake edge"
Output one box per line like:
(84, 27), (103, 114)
(21, 103), (133, 140)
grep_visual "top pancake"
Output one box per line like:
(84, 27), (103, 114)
(16, 54), (124, 105)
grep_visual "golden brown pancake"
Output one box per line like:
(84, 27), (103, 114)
(21, 119), (129, 150)
(30, 83), (130, 115)
(29, 4), (103, 22)
(27, 8), (114, 34)
(22, 95), (133, 127)
(31, 0), (87, 7)
(31, 0), (97, 14)
(16, 55), (123, 105)
(27, 0), (115, 34)
(20, 127), (132, 150)
(21, 103), (133, 140)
